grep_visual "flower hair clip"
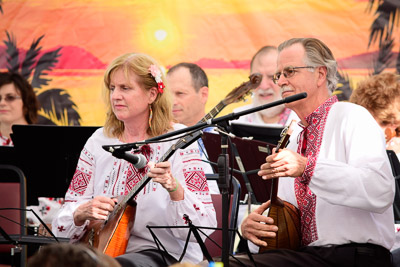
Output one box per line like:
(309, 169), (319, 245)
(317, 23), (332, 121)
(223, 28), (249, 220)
(149, 65), (165, 94)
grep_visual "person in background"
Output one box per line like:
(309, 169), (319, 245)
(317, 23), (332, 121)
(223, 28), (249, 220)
(167, 63), (209, 127)
(233, 46), (297, 126)
(350, 72), (400, 154)
(28, 243), (121, 267)
(167, 62), (219, 194)
(52, 53), (217, 266)
(388, 126), (400, 158)
(0, 72), (39, 146)
(225, 37), (394, 266)
(233, 46), (299, 254)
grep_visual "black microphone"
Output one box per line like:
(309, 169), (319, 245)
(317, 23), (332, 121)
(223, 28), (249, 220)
(282, 92), (307, 104)
(105, 147), (148, 169)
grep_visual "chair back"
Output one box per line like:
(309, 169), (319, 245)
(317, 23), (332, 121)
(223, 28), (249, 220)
(387, 150), (400, 223)
(204, 175), (241, 258)
(0, 164), (26, 265)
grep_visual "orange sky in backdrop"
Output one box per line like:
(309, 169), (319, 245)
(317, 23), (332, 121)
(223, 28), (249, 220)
(0, 0), (398, 125)
(1, 0), (389, 65)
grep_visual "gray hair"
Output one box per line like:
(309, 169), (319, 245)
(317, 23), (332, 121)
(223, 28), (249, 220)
(278, 38), (338, 91)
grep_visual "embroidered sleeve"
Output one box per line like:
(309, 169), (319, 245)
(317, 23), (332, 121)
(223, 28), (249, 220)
(66, 147), (95, 199)
(52, 146), (95, 239)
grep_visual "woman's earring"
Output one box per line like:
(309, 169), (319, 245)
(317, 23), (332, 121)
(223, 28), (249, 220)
(148, 105), (153, 129)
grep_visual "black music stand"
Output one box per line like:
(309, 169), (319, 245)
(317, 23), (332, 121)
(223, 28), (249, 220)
(0, 208), (69, 266)
(230, 121), (284, 145)
(146, 215), (252, 266)
(10, 125), (99, 205)
(202, 132), (276, 204)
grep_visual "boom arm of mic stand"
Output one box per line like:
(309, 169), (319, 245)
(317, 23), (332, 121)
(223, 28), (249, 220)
(103, 92), (307, 151)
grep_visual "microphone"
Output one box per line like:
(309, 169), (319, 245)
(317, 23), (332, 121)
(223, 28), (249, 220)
(282, 92), (307, 104)
(105, 147), (148, 169)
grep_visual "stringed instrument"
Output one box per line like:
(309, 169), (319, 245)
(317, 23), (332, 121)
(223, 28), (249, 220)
(80, 73), (262, 257)
(259, 120), (301, 252)
(200, 73), (262, 123)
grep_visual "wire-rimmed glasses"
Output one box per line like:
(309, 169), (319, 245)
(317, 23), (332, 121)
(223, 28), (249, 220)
(272, 66), (315, 84)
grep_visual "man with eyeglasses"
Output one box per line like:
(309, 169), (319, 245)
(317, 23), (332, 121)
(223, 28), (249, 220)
(233, 46), (298, 126)
(227, 38), (395, 266)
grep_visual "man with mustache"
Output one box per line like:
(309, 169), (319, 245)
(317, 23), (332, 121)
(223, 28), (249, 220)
(234, 46), (297, 126)
(225, 38), (395, 266)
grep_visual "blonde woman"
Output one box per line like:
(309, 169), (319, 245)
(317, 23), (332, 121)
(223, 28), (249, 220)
(52, 53), (217, 266)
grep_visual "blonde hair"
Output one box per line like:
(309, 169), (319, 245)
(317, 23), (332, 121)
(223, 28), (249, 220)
(350, 72), (400, 127)
(103, 53), (173, 138)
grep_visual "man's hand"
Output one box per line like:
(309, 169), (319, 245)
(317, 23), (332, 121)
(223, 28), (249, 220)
(258, 149), (307, 179)
(241, 201), (278, 247)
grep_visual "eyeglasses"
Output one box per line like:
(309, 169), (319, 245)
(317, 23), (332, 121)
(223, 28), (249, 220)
(0, 94), (22, 103)
(272, 66), (315, 84)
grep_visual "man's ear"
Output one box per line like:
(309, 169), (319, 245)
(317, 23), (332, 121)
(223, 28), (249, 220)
(148, 87), (158, 104)
(199, 86), (209, 104)
(317, 66), (328, 87)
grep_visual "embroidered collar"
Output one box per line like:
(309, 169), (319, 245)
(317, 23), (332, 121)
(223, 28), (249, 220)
(304, 95), (338, 127)
(0, 132), (13, 146)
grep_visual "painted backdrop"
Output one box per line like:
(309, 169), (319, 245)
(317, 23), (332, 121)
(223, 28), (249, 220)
(0, 0), (399, 126)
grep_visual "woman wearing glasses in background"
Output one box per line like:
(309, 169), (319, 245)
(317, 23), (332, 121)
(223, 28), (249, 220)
(0, 72), (40, 146)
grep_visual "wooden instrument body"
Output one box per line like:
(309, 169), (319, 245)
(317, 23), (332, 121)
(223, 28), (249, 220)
(80, 198), (137, 257)
(259, 197), (301, 252)
(259, 120), (301, 252)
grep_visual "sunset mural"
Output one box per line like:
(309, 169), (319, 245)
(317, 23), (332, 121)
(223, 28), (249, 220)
(0, 0), (399, 126)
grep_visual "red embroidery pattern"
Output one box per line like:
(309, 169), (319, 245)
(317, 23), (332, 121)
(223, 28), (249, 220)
(184, 168), (209, 192)
(295, 96), (338, 246)
(68, 169), (91, 196)
(124, 144), (152, 194)
(125, 164), (148, 194)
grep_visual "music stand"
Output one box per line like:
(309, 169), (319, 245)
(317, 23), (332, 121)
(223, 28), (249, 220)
(202, 132), (275, 204)
(146, 215), (252, 266)
(0, 146), (19, 166)
(230, 121), (284, 145)
(10, 125), (99, 205)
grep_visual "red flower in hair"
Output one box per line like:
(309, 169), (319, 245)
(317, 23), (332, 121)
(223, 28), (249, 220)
(149, 65), (165, 93)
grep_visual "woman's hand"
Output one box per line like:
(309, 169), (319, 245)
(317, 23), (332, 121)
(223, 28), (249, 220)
(241, 201), (278, 247)
(148, 161), (184, 200)
(73, 196), (117, 226)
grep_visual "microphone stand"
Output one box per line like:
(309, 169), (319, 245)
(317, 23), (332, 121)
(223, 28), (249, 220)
(217, 122), (230, 266)
(104, 92), (307, 151)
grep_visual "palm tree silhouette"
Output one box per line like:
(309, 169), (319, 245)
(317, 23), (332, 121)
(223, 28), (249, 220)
(367, 0), (400, 74)
(3, 31), (81, 125)
(334, 0), (400, 101)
